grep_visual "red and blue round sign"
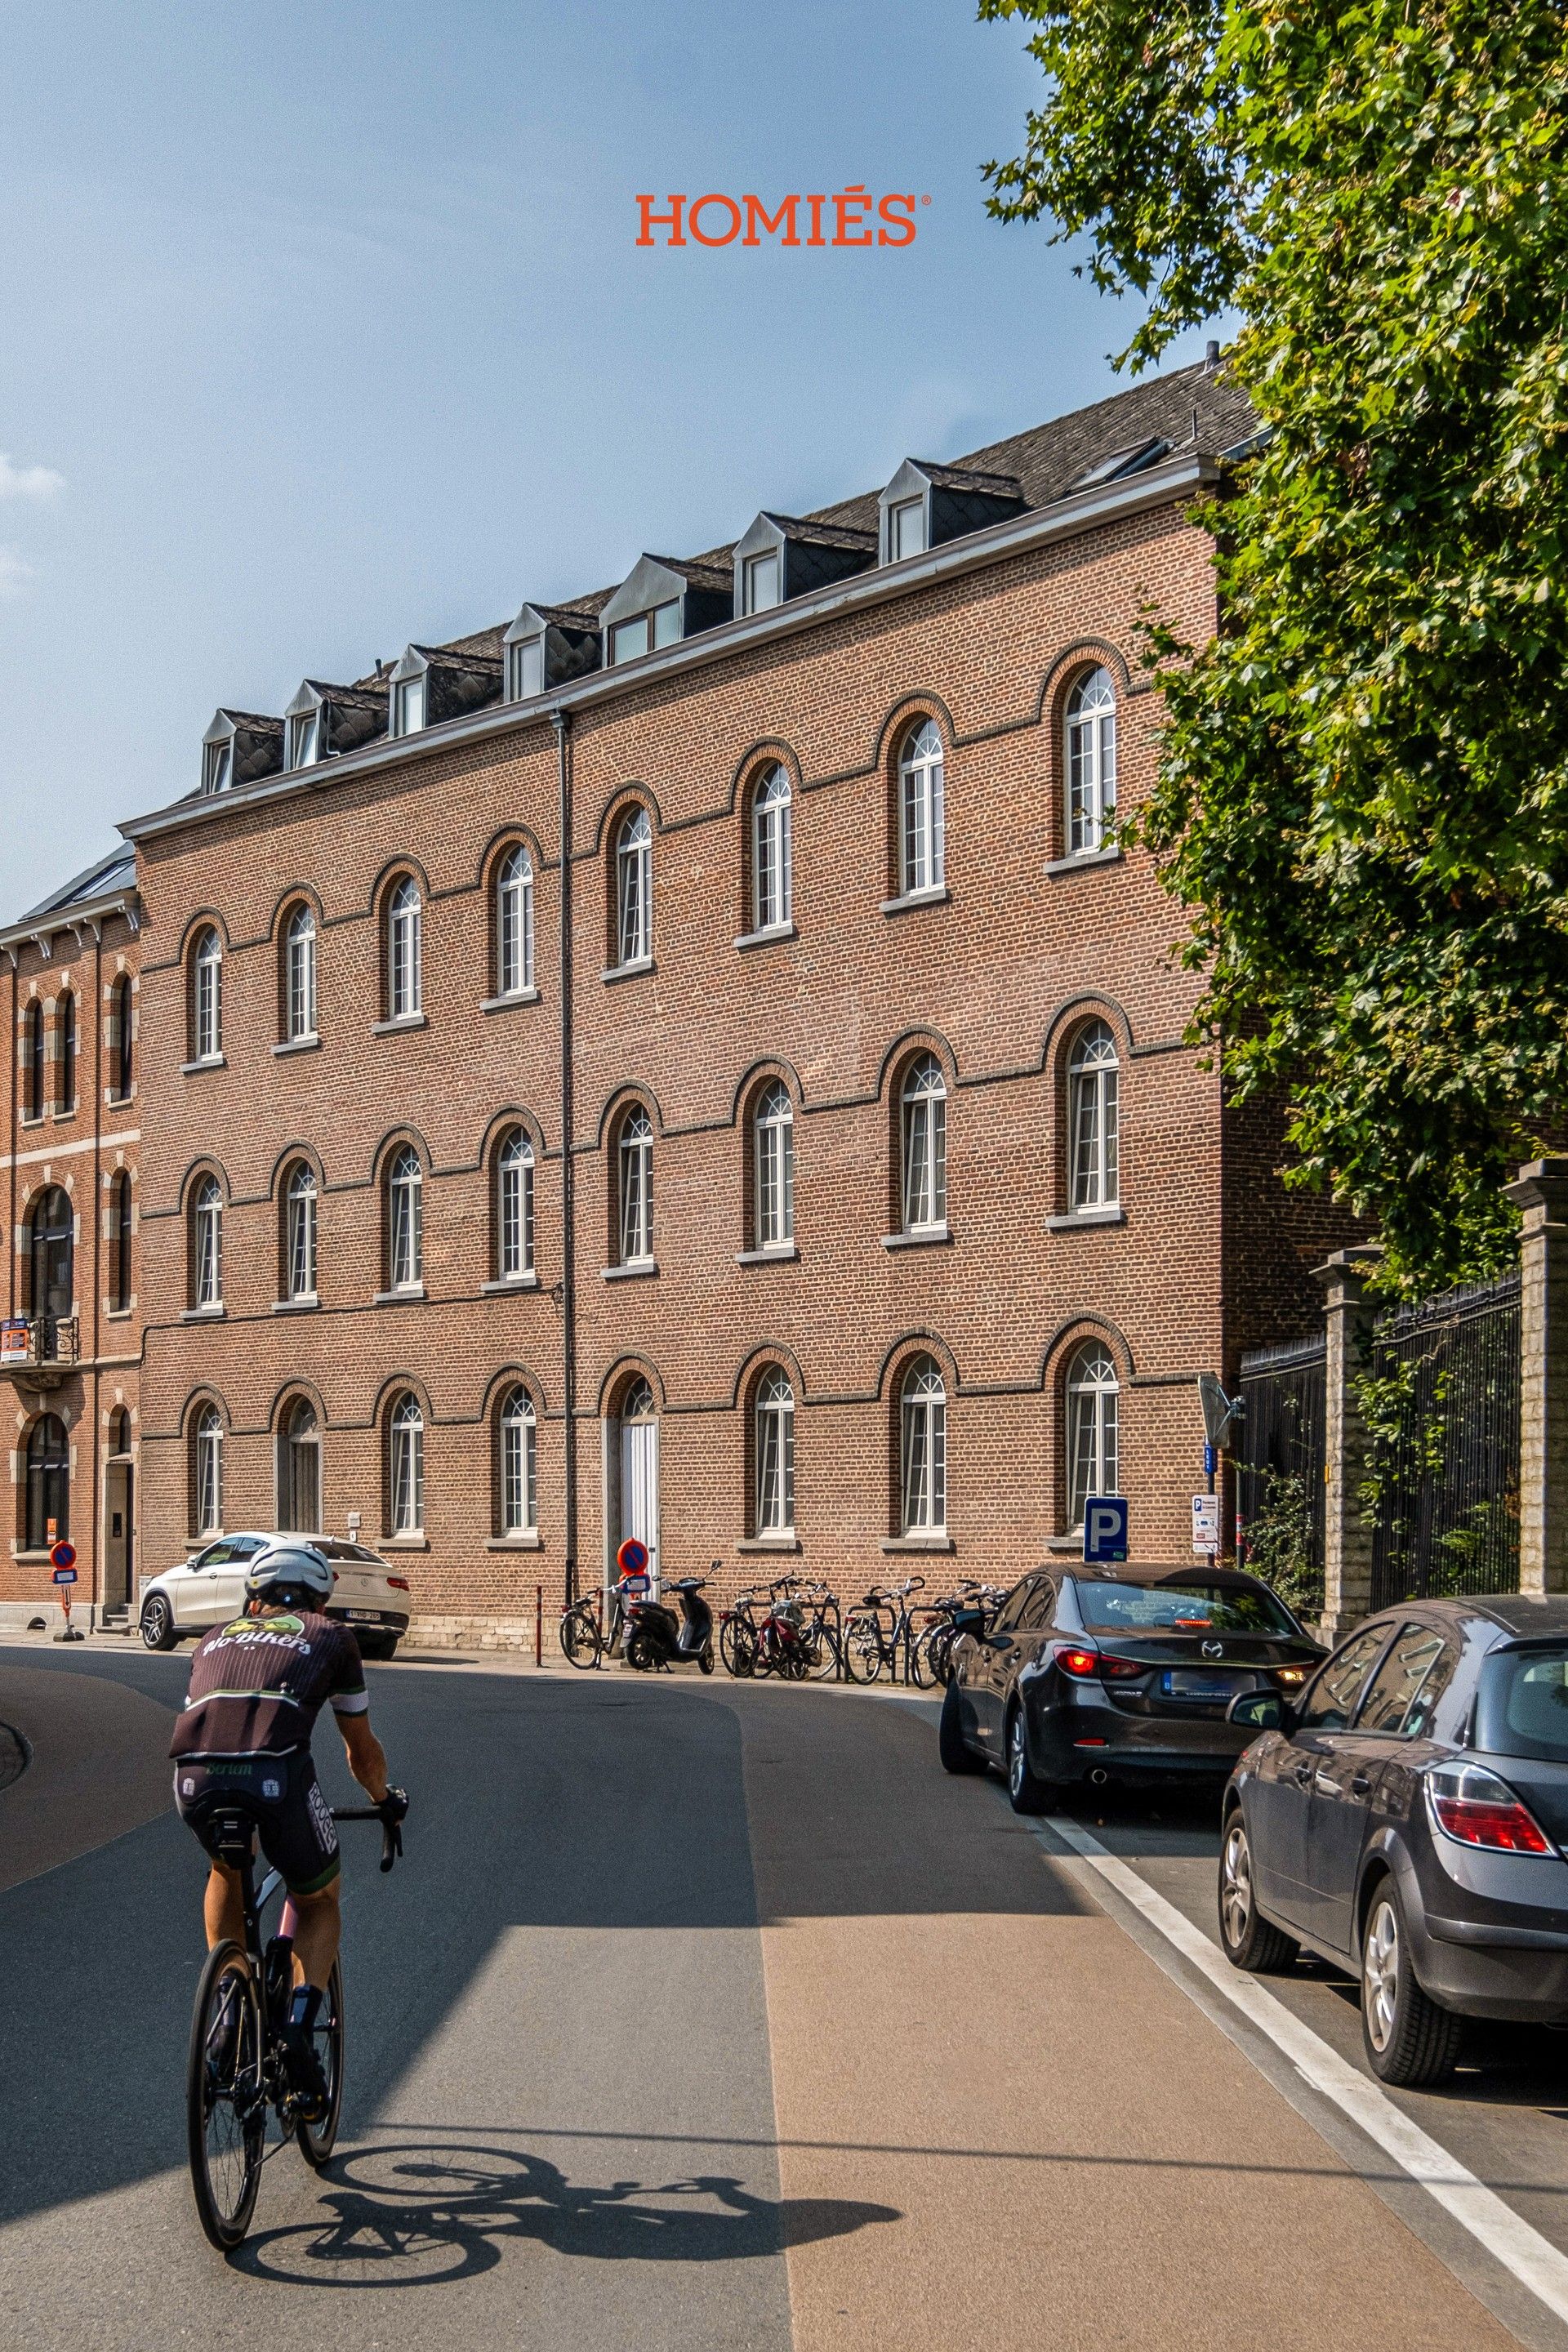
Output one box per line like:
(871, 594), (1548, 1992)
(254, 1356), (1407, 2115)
(616, 1537), (649, 1580)
(49, 1539), (76, 1570)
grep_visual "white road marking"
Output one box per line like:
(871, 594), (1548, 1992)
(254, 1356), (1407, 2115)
(1045, 1809), (1568, 2330)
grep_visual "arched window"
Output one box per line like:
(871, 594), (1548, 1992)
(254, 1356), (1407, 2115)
(497, 1129), (535, 1281)
(386, 878), (423, 1020)
(617, 1107), (654, 1265)
(1068, 1020), (1120, 1210)
(614, 806), (653, 968)
(108, 1405), (131, 1456)
(751, 764), (792, 933)
(109, 1170), (133, 1312)
(900, 1356), (947, 1534)
(109, 974), (133, 1099)
(283, 904), (318, 1040)
(901, 1054), (947, 1233)
(389, 1393), (425, 1535)
(387, 1147), (423, 1290)
(1066, 666), (1116, 855)
(191, 1177), (223, 1308)
(192, 1405), (223, 1537)
(191, 927), (222, 1062)
(898, 719), (945, 897)
(284, 1163), (318, 1300)
(22, 1000), (44, 1120)
(496, 845), (535, 998)
(29, 1187), (74, 1327)
(26, 1413), (69, 1551)
(278, 1398), (322, 1533)
(754, 1367), (795, 1535)
(498, 1386), (537, 1535)
(752, 1080), (795, 1250)
(56, 991), (76, 1114)
(1066, 1342), (1120, 1528)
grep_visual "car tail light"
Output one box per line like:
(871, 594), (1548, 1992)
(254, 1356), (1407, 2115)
(386, 1575), (410, 1592)
(1425, 1762), (1553, 1855)
(1053, 1645), (1101, 1679)
(1274, 1666), (1307, 1686)
(1098, 1655), (1146, 1681)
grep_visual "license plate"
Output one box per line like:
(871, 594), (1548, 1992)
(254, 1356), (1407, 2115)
(1162, 1668), (1245, 1701)
(346, 1609), (382, 1623)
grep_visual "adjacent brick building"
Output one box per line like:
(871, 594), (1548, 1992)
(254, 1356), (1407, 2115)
(115, 358), (1354, 1646)
(0, 849), (141, 1633)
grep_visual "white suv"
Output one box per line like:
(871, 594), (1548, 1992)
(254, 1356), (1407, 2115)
(138, 1534), (412, 1659)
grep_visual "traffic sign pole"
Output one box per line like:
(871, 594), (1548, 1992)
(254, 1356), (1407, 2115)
(51, 1538), (83, 1644)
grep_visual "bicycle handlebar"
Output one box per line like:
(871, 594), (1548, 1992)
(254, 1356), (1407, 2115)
(332, 1806), (404, 1873)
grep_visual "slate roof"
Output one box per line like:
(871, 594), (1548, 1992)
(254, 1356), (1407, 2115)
(17, 845), (137, 924)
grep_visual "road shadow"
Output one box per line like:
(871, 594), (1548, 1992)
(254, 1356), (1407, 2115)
(231, 2140), (898, 2287)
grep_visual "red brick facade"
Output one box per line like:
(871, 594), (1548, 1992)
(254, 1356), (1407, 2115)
(123, 439), (1356, 1642)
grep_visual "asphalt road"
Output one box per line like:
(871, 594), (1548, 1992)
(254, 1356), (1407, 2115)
(5, 1639), (1568, 2350)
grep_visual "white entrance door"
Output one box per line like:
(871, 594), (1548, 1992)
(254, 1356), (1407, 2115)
(619, 1407), (659, 1591)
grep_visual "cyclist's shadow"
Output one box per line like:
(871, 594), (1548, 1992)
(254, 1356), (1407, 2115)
(231, 2140), (898, 2287)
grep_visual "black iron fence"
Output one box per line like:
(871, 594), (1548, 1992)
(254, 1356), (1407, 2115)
(1237, 1335), (1326, 1606)
(1365, 1272), (1521, 1610)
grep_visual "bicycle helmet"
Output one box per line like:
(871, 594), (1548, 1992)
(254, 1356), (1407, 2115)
(244, 1541), (334, 1608)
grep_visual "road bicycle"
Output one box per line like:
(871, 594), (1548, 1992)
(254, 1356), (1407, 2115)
(559, 1581), (634, 1669)
(842, 1577), (932, 1685)
(795, 1579), (842, 1681)
(186, 1803), (403, 2250)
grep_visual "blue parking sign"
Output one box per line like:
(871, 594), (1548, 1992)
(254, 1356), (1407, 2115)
(1082, 1495), (1129, 1564)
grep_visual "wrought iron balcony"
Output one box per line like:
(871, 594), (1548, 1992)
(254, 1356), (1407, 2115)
(0, 1315), (81, 1389)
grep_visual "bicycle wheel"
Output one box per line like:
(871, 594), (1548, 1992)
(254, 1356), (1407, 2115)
(296, 1958), (345, 2169)
(924, 1624), (955, 1687)
(842, 1613), (884, 1683)
(910, 1627), (942, 1689)
(720, 1617), (754, 1677)
(187, 1943), (265, 2250)
(804, 1619), (840, 1681)
(560, 1608), (601, 1670)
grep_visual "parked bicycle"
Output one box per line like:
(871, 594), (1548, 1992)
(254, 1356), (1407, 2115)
(559, 1579), (635, 1670)
(914, 1580), (1006, 1687)
(187, 1803), (403, 2250)
(842, 1576), (934, 1684)
(719, 1587), (763, 1677)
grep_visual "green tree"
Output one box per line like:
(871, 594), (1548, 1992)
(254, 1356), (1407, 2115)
(982, 0), (1568, 1292)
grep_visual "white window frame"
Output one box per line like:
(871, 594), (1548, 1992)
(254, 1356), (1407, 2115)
(388, 1147), (424, 1290)
(902, 1054), (947, 1233)
(203, 738), (232, 795)
(287, 709), (319, 770)
(615, 808), (653, 968)
(285, 905), (317, 1040)
(508, 635), (545, 701)
(194, 1406), (223, 1535)
(390, 1394), (425, 1535)
(754, 1368), (795, 1535)
(1066, 1343), (1120, 1529)
(742, 549), (782, 615)
(387, 878), (423, 1018)
(751, 764), (792, 933)
(393, 672), (426, 737)
(193, 1178), (223, 1308)
(618, 1107), (653, 1265)
(286, 1165), (318, 1300)
(898, 720), (945, 896)
(1068, 1021), (1120, 1209)
(193, 930), (222, 1062)
(889, 497), (926, 561)
(900, 1357), (947, 1534)
(496, 846), (535, 996)
(753, 1081), (795, 1250)
(1066, 666), (1117, 856)
(497, 1130), (535, 1279)
(499, 1387), (538, 1535)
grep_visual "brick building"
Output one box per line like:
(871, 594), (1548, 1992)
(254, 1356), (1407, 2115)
(118, 358), (1354, 1646)
(0, 849), (141, 1633)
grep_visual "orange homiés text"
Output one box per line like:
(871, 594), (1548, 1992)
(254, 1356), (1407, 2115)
(635, 190), (918, 247)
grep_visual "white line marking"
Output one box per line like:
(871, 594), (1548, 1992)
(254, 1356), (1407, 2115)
(1046, 1809), (1568, 2331)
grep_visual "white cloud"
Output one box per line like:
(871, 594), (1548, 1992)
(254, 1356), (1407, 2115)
(0, 454), (64, 501)
(0, 547), (36, 596)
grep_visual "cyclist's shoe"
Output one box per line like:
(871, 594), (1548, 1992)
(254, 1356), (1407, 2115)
(283, 1985), (329, 2120)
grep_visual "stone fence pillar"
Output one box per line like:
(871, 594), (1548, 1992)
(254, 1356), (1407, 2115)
(1314, 1246), (1382, 1640)
(1501, 1160), (1568, 1594)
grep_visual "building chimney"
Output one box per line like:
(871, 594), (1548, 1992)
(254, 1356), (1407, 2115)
(1205, 338), (1221, 369)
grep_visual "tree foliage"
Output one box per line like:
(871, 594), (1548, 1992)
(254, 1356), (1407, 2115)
(982, 0), (1568, 1292)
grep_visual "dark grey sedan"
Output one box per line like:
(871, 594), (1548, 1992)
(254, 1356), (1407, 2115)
(1219, 1594), (1568, 2085)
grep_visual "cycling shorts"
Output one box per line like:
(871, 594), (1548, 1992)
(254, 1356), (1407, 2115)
(173, 1748), (341, 1895)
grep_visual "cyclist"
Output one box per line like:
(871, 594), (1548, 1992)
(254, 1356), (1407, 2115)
(169, 1539), (407, 2114)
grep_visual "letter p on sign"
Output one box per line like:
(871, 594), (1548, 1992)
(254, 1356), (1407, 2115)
(1083, 1496), (1129, 1565)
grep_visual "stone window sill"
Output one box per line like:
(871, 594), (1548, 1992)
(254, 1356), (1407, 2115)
(880, 886), (951, 916)
(486, 1532), (543, 1551)
(104, 1306), (135, 1321)
(1045, 1531), (1085, 1554)
(602, 956), (655, 985)
(372, 1284), (426, 1305)
(272, 1294), (319, 1313)
(735, 923), (797, 951)
(105, 1090), (135, 1108)
(481, 1273), (541, 1294)
(180, 1054), (226, 1075)
(1045, 1207), (1125, 1232)
(737, 1535), (800, 1553)
(881, 1533), (956, 1553)
(372, 1013), (426, 1036)
(51, 1108), (78, 1124)
(479, 988), (541, 1013)
(735, 1244), (799, 1267)
(273, 1033), (321, 1057)
(17, 1115), (44, 1130)
(883, 1225), (952, 1251)
(1045, 845), (1122, 878)
(182, 1303), (225, 1321)
(14, 1548), (56, 1564)
(383, 1533), (429, 1551)
(602, 1260), (658, 1281)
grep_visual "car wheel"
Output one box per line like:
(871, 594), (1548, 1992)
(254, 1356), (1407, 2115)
(1217, 1810), (1299, 1973)
(938, 1677), (985, 1774)
(1361, 1878), (1463, 2087)
(140, 1595), (177, 1651)
(1004, 1703), (1055, 1815)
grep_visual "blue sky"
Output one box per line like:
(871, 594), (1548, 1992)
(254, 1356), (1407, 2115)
(0, 0), (1215, 918)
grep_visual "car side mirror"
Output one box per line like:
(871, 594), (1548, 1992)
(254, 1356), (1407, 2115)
(1228, 1690), (1286, 1733)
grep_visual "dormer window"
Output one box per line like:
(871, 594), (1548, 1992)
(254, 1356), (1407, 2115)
(889, 497), (926, 562)
(609, 601), (680, 666)
(600, 555), (731, 670)
(287, 709), (319, 769)
(203, 737), (232, 795)
(393, 673), (425, 736)
(509, 635), (544, 700)
(742, 550), (782, 615)
(503, 603), (602, 700)
(880, 459), (1026, 565)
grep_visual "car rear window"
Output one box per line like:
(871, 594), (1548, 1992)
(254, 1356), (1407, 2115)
(1477, 1646), (1568, 1765)
(1069, 1579), (1298, 1637)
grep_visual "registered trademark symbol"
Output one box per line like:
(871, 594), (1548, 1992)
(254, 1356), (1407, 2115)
(921, 194), (931, 205)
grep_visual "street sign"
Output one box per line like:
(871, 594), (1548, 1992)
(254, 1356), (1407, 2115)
(49, 1539), (76, 1570)
(1192, 1494), (1221, 1554)
(617, 1536), (649, 1579)
(51, 1566), (77, 1586)
(1082, 1495), (1129, 1564)
(1202, 1442), (1217, 1479)
(1, 1318), (28, 1365)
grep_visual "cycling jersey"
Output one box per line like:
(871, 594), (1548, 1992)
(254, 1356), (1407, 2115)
(170, 1609), (368, 1762)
